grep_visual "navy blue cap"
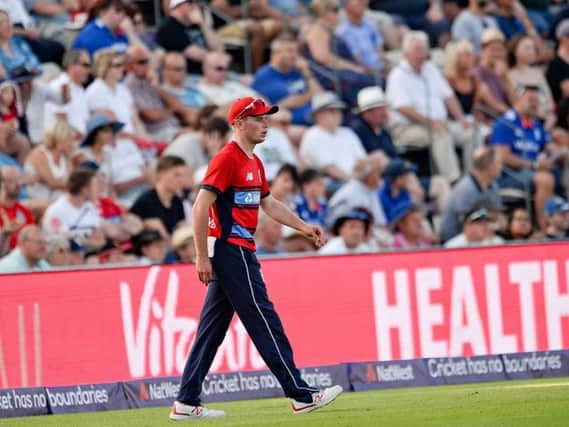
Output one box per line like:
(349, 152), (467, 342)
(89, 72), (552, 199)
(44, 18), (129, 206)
(389, 201), (422, 229)
(544, 196), (569, 216)
(383, 159), (417, 181)
(332, 207), (372, 235)
(81, 115), (124, 147)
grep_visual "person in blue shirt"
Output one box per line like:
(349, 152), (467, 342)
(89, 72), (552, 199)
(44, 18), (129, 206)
(493, 0), (537, 39)
(378, 158), (416, 223)
(72, 0), (133, 56)
(294, 169), (328, 227)
(490, 84), (560, 230)
(252, 35), (322, 125)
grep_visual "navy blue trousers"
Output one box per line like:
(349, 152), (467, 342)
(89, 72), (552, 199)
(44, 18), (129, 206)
(177, 240), (318, 405)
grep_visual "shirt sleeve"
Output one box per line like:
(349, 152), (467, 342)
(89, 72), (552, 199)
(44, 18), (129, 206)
(201, 151), (235, 195)
(386, 68), (412, 109)
(490, 121), (515, 147)
(258, 158), (270, 198)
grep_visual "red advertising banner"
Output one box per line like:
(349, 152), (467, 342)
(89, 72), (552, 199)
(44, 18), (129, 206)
(1, 242), (568, 389)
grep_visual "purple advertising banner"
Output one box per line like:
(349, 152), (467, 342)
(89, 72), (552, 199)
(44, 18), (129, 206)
(0, 387), (49, 418)
(45, 383), (127, 415)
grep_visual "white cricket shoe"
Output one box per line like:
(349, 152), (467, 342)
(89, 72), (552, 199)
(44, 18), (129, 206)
(291, 385), (343, 414)
(169, 401), (226, 421)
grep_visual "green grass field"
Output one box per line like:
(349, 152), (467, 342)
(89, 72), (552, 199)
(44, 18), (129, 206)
(2, 378), (569, 426)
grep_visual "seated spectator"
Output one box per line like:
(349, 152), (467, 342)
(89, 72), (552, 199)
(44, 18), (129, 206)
(545, 19), (569, 105)
(281, 226), (318, 253)
(303, 0), (377, 107)
(493, 0), (536, 39)
(252, 35), (321, 126)
(42, 167), (107, 251)
(155, 0), (223, 75)
(0, 9), (41, 78)
(327, 155), (387, 229)
(390, 202), (431, 250)
(0, 166), (35, 249)
(134, 229), (168, 264)
(336, 0), (385, 76)
(43, 49), (91, 138)
(94, 240), (136, 265)
(0, 81), (30, 164)
(522, 0), (553, 36)
(197, 51), (258, 107)
(167, 224), (195, 263)
(0, 224), (49, 273)
(161, 51), (208, 109)
(255, 211), (283, 255)
(508, 35), (555, 129)
(440, 146), (502, 242)
(163, 116), (230, 174)
(445, 205), (492, 247)
(130, 155), (187, 237)
(269, 163), (299, 207)
(502, 205), (534, 240)
(124, 2), (161, 51)
(124, 45), (192, 140)
(379, 159), (415, 223)
(386, 31), (475, 183)
(45, 234), (70, 267)
(211, 0), (282, 71)
(24, 0), (77, 48)
(491, 84), (560, 230)
(475, 28), (515, 107)
(294, 169), (327, 228)
(543, 196), (569, 240)
(451, 0), (498, 52)
(468, 194), (506, 245)
(86, 49), (147, 136)
(319, 206), (373, 254)
(300, 92), (366, 183)
(25, 120), (74, 203)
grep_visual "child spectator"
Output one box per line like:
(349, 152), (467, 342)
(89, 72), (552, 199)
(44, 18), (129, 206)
(294, 169), (327, 228)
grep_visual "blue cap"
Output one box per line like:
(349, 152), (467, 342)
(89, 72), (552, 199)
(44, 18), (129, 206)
(383, 159), (417, 181)
(77, 160), (100, 171)
(389, 201), (422, 229)
(81, 115), (124, 147)
(544, 196), (569, 216)
(332, 207), (372, 235)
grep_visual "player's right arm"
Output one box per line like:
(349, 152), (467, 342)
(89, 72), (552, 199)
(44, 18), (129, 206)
(192, 189), (218, 285)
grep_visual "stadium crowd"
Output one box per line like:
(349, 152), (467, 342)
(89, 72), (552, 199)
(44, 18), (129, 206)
(0, 0), (568, 273)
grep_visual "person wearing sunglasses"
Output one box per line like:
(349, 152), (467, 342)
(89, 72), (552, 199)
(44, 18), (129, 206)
(170, 97), (342, 420)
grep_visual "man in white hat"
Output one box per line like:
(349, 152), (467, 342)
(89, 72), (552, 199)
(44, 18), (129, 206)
(299, 91), (366, 183)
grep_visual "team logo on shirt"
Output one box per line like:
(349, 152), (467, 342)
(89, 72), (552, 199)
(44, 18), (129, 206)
(246, 172), (254, 181)
(208, 218), (216, 229)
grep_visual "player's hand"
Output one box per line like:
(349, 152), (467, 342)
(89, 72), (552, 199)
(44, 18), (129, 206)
(302, 224), (326, 248)
(196, 255), (213, 285)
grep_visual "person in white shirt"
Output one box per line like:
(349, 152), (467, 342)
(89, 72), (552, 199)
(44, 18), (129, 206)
(386, 31), (477, 183)
(197, 51), (258, 108)
(42, 167), (106, 252)
(445, 206), (492, 248)
(319, 207), (373, 255)
(300, 91), (366, 183)
(44, 49), (91, 138)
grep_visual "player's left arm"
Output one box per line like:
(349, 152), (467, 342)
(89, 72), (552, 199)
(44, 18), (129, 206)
(260, 195), (325, 248)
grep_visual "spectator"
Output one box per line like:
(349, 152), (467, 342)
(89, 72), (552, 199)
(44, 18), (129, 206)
(475, 28), (515, 107)
(135, 229), (168, 264)
(444, 205), (493, 247)
(252, 35), (321, 126)
(42, 167), (107, 251)
(349, 86), (397, 157)
(303, 0), (377, 107)
(86, 49), (147, 136)
(255, 211), (283, 255)
(468, 194), (506, 245)
(0, 9), (41, 78)
(491, 84), (558, 230)
(508, 35), (555, 129)
(545, 19), (569, 105)
(319, 206), (373, 254)
(503, 205), (534, 240)
(130, 155), (187, 236)
(300, 92), (366, 183)
(379, 159), (416, 223)
(269, 163), (299, 207)
(543, 195), (569, 240)
(161, 51), (208, 109)
(493, 0), (536, 39)
(0, 166), (35, 249)
(23, 0), (76, 48)
(0, 224), (49, 273)
(123, 2), (161, 51)
(155, 0), (223, 75)
(0, 80), (30, 164)
(45, 234), (70, 267)
(327, 155), (387, 229)
(522, 0), (553, 36)
(281, 226), (318, 253)
(43, 49), (91, 137)
(24, 119), (74, 203)
(167, 224), (195, 263)
(336, 0), (385, 75)
(294, 169), (327, 228)
(124, 44), (191, 140)
(390, 202), (431, 250)
(451, 0), (498, 53)
(440, 146), (503, 242)
(197, 51), (258, 107)
(386, 31), (474, 183)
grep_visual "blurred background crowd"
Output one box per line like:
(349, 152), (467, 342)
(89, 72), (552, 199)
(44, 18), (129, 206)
(0, 0), (568, 273)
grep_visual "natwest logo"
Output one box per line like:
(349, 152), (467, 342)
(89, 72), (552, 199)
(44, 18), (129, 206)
(119, 267), (266, 379)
